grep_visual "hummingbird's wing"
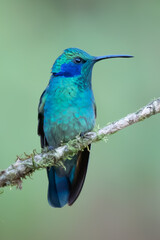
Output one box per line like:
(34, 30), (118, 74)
(38, 90), (48, 148)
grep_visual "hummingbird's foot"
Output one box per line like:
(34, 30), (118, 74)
(80, 132), (85, 138)
(48, 146), (54, 151)
(80, 132), (92, 140)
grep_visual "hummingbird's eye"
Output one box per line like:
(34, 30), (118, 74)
(73, 57), (86, 64)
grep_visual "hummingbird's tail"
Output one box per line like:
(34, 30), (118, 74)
(47, 166), (70, 207)
(47, 146), (90, 208)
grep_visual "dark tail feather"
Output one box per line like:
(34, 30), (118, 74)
(68, 145), (91, 206)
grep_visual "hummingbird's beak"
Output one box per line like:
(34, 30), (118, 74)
(95, 54), (133, 62)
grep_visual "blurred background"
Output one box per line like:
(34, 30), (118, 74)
(1, 0), (160, 239)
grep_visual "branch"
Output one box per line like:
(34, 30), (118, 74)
(1, 97), (160, 189)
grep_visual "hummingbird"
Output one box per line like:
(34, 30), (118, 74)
(38, 48), (133, 208)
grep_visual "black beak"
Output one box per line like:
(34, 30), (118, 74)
(95, 54), (133, 62)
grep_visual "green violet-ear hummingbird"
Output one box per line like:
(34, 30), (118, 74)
(38, 48), (133, 208)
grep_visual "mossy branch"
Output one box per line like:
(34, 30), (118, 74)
(0, 97), (160, 189)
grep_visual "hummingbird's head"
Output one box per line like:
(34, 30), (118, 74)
(51, 48), (133, 78)
(51, 48), (95, 78)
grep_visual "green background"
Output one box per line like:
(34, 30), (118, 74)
(1, 0), (160, 239)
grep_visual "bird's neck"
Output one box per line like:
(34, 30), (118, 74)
(50, 71), (93, 91)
